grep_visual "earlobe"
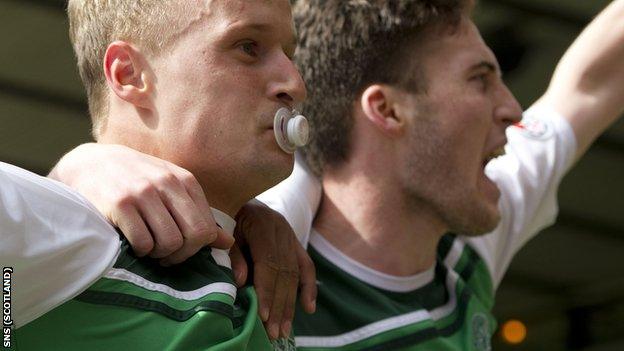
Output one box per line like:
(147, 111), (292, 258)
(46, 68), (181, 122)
(103, 41), (153, 110)
(360, 85), (405, 136)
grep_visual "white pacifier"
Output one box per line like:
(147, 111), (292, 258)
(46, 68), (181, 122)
(273, 107), (309, 154)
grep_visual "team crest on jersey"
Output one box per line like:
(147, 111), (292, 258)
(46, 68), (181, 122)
(513, 116), (553, 140)
(471, 313), (492, 351)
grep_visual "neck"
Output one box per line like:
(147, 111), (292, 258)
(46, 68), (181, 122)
(313, 166), (448, 276)
(99, 104), (255, 219)
(197, 174), (255, 218)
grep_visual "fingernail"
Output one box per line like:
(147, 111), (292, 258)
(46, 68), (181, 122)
(282, 321), (292, 337)
(269, 323), (279, 340)
(235, 271), (244, 286)
(309, 299), (316, 313)
(260, 307), (269, 322)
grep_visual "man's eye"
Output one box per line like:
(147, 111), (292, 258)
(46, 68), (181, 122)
(240, 42), (258, 57)
(471, 74), (489, 90)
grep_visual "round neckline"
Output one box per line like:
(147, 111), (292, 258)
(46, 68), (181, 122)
(309, 229), (436, 292)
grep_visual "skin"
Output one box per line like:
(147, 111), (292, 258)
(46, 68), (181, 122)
(136, 0), (305, 216)
(397, 19), (522, 236)
(314, 16), (522, 276)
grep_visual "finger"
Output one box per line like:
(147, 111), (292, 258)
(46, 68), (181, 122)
(137, 187), (184, 258)
(168, 167), (234, 250)
(265, 226), (293, 340)
(210, 228), (235, 249)
(280, 268), (299, 338)
(276, 227), (299, 338)
(157, 181), (219, 264)
(295, 243), (317, 314)
(245, 217), (277, 325)
(229, 244), (248, 287)
(171, 166), (219, 227)
(266, 266), (291, 340)
(254, 256), (279, 325)
(113, 204), (154, 257)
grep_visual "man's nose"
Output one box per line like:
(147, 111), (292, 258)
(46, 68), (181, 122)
(495, 83), (523, 127)
(270, 54), (307, 108)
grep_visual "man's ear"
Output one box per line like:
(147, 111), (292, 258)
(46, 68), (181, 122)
(360, 85), (405, 136)
(103, 41), (153, 110)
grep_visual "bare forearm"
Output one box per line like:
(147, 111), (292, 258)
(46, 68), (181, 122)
(48, 143), (95, 184)
(540, 0), (624, 159)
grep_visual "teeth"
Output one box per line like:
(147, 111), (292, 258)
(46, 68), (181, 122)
(492, 147), (506, 158)
(486, 147), (506, 163)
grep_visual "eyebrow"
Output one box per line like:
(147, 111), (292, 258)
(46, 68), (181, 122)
(471, 61), (502, 78)
(228, 22), (297, 52)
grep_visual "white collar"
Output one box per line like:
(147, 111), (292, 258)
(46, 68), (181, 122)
(210, 207), (236, 235)
(309, 230), (436, 293)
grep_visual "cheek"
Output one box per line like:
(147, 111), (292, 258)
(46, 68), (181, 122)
(435, 122), (487, 182)
(442, 97), (492, 146)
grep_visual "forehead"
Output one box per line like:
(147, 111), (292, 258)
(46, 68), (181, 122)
(206, 0), (294, 31)
(419, 18), (498, 77)
(213, 0), (292, 15)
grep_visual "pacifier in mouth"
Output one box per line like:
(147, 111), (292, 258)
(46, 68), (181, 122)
(273, 107), (309, 154)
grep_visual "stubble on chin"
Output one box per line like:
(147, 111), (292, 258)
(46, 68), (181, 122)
(444, 199), (501, 237)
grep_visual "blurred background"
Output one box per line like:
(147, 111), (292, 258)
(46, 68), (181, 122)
(0, 0), (622, 350)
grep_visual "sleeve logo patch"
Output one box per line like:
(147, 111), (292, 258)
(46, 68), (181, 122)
(513, 116), (554, 140)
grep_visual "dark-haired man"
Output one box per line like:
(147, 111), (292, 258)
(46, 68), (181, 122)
(53, 0), (624, 350)
(280, 1), (624, 349)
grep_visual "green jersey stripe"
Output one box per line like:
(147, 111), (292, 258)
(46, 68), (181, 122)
(442, 236), (465, 270)
(437, 234), (455, 259)
(88, 277), (234, 311)
(75, 290), (234, 322)
(296, 236), (481, 335)
(113, 240), (235, 291)
(295, 267), (463, 348)
(357, 288), (472, 351)
(295, 266), (484, 350)
(458, 247), (480, 282)
(103, 267), (237, 299)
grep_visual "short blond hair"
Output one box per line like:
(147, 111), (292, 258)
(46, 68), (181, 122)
(67, 0), (199, 138)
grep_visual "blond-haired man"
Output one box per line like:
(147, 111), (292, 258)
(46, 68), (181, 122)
(14, 0), (306, 349)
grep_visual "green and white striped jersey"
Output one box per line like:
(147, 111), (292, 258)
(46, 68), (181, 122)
(293, 232), (495, 351)
(14, 210), (278, 351)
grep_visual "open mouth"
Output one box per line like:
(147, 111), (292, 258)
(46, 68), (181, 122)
(483, 146), (506, 167)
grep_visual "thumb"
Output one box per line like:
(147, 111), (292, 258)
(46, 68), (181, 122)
(229, 243), (248, 287)
(209, 227), (235, 250)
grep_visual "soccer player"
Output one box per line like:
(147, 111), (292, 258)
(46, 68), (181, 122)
(12, 0), (309, 349)
(284, 1), (624, 349)
(53, 0), (624, 349)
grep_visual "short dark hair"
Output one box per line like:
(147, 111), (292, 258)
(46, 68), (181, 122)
(294, 0), (470, 175)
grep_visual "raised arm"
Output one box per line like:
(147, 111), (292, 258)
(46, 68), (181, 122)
(537, 0), (624, 160)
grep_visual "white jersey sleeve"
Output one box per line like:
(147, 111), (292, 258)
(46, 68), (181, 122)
(256, 152), (322, 247)
(465, 105), (578, 289)
(0, 162), (120, 328)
